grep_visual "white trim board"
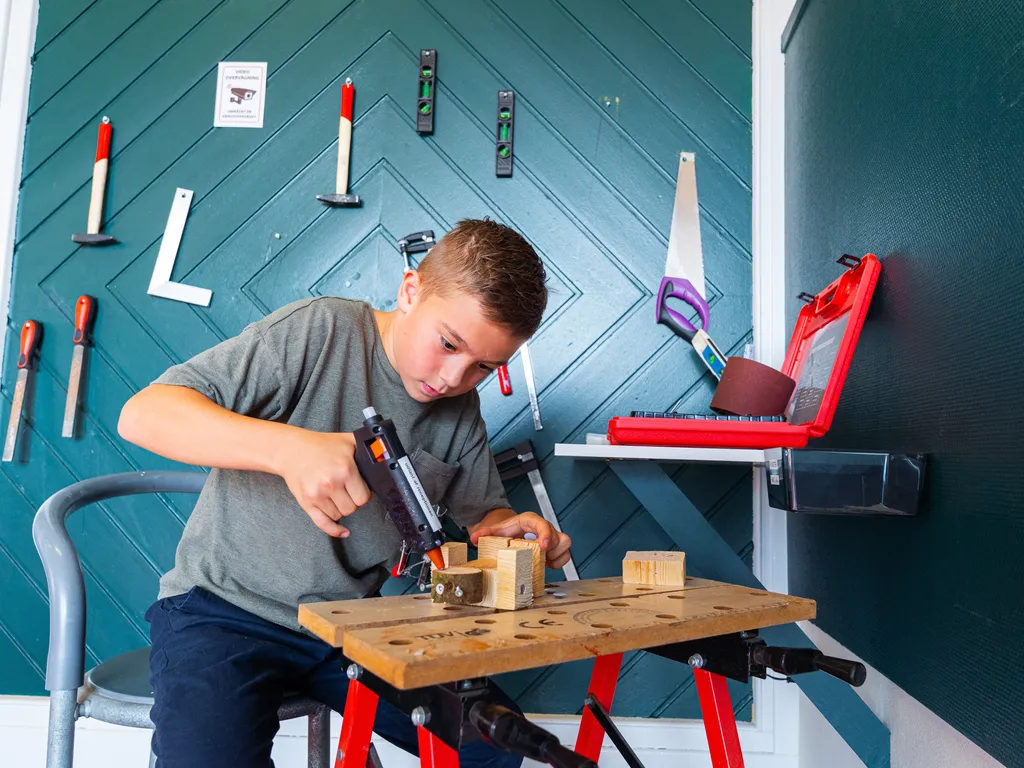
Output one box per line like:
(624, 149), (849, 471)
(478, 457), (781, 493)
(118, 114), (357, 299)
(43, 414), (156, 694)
(1, 694), (796, 768)
(0, 0), (38, 357)
(751, 0), (801, 759)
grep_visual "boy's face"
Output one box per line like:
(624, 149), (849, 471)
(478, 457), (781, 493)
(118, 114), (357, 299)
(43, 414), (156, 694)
(391, 272), (523, 402)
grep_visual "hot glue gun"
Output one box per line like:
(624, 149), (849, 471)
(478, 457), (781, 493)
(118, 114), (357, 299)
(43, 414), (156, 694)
(353, 406), (447, 577)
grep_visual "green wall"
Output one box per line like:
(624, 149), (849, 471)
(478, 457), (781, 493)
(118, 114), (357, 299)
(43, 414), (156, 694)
(784, 0), (1024, 763)
(1, 0), (754, 719)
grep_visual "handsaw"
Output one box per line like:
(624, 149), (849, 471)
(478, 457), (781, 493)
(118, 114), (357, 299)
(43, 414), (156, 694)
(656, 152), (727, 380)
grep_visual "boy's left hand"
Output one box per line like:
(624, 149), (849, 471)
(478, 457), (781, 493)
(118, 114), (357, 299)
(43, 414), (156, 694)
(469, 512), (573, 569)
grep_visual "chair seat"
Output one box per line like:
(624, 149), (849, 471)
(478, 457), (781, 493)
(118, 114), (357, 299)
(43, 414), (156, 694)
(84, 646), (324, 713)
(85, 647), (154, 705)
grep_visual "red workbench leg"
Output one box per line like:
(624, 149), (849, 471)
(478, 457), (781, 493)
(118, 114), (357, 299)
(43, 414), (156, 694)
(418, 725), (460, 768)
(336, 678), (379, 768)
(694, 669), (745, 768)
(574, 652), (624, 761)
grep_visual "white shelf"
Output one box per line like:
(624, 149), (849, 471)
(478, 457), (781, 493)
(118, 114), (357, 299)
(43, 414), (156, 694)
(555, 436), (766, 465)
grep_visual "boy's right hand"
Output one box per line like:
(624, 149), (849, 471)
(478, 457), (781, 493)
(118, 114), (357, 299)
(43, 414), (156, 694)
(276, 431), (372, 538)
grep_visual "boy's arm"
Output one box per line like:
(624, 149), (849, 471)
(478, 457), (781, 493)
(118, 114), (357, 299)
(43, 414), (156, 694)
(118, 317), (369, 538)
(467, 507), (573, 569)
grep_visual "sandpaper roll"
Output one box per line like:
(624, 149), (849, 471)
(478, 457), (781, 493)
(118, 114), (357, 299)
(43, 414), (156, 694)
(710, 357), (797, 417)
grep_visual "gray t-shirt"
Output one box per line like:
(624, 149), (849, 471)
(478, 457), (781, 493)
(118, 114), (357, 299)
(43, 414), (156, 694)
(154, 297), (508, 631)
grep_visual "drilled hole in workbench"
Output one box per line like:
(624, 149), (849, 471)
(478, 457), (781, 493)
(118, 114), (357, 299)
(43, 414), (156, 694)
(545, 583), (558, 588)
(443, 606), (463, 611)
(598, 578), (617, 582)
(610, 602), (630, 607)
(668, 595), (686, 600)
(413, 596), (430, 600)
(714, 606), (733, 611)
(656, 614), (675, 619)
(685, 577), (693, 582)
(475, 619), (496, 624)
(750, 592), (765, 597)
(515, 634), (536, 640)
(331, 610), (350, 614)
(577, 592), (595, 597)
(389, 639), (412, 645)
(634, 587), (653, 591)
(591, 623), (613, 629)
(547, 610), (566, 615)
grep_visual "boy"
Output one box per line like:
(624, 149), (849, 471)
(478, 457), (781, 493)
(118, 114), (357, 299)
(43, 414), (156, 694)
(118, 218), (572, 768)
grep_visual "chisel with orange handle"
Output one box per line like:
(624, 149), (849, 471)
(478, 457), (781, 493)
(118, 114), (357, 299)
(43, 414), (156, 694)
(3, 320), (43, 462)
(62, 295), (97, 438)
(73, 117), (117, 246)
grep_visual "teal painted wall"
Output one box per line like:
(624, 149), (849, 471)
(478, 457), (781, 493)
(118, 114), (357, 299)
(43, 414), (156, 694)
(1, 0), (753, 719)
(784, 0), (1024, 763)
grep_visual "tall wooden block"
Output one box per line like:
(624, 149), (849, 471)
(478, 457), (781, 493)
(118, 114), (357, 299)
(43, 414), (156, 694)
(622, 551), (686, 586)
(508, 538), (545, 597)
(495, 548), (533, 610)
(478, 536), (544, 597)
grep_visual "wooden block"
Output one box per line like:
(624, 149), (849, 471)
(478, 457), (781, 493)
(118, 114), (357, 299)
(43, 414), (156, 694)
(441, 542), (468, 568)
(507, 539), (545, 597)
(477, 536), (509, 563)
(432, 567), (484, 605)
(463, 559), (499, 608)
(478, 536), (544, 597)
(622, 551), (686, 586)
(495, 548), (533, 610)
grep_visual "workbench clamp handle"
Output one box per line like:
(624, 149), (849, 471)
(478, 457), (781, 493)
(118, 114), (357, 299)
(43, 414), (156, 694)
(751, 645), (866, 687)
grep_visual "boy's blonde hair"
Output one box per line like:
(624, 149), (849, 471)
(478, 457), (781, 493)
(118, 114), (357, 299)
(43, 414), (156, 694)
(417, 219), (547, 339)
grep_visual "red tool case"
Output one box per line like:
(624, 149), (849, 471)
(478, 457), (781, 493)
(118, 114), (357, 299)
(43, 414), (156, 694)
(607, 254), (882, 449)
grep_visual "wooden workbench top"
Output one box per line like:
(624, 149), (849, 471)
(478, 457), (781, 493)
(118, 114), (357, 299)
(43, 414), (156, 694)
(299, 577), (815, 690)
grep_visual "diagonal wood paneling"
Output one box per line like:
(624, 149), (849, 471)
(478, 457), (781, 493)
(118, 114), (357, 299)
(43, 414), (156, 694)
(2, 0), (752, 719)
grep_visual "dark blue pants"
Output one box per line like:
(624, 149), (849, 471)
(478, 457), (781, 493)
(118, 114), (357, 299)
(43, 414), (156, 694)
(146, 587), (523, 768)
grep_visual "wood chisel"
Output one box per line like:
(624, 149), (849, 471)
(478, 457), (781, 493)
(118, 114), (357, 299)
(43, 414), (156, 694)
(520, 341), (542, 430)
(3, 320), (43, 462)
(62, 295), (97, 438)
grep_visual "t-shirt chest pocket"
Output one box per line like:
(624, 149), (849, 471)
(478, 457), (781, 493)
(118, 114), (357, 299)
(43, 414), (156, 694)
(409, 448), (460, 509)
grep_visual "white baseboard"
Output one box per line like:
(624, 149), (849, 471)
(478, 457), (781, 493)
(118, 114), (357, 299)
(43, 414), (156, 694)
(1, 695), (797, 768)
(798, 623), (1006, 768)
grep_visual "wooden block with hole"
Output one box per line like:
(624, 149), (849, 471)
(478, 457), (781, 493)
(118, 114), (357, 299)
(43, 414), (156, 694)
(622, 551), (686, 586)
(495, 548), (533, 610)
(477, 536), (544, 597)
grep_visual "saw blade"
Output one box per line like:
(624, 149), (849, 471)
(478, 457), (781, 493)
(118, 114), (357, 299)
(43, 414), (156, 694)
(62, 345), (85, 438)
(3, 369), (28, 462)
(663, 152), (705, 298)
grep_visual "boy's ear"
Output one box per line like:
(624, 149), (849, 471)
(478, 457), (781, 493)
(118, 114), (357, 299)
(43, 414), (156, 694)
(396, 269), (422, 314)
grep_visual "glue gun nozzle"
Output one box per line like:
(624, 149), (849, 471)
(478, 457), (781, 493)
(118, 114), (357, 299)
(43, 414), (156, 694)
(426, 548), (445, 570)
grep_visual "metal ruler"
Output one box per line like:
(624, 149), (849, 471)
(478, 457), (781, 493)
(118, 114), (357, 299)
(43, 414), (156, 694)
(520, 341), (542, 431)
